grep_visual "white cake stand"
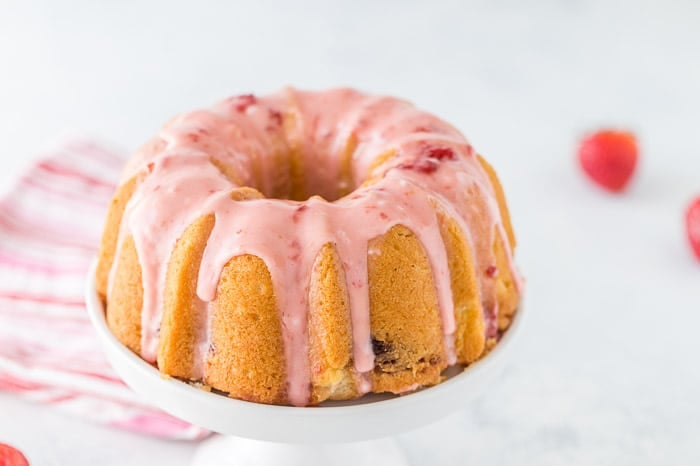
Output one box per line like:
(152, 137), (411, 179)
(85, 268), (523, 466)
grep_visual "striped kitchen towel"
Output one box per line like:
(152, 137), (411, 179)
(0, 141), (208, 440)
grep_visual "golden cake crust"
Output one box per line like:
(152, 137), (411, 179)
(157, 214), (215, 379)
(368, 225), (447, 393)
(205, 253), (287, 404)
(308, 243), (356, 403)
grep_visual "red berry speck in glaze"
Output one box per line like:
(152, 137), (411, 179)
(578, 129), (638, 192)
(0, 444), (30, 466)
(233, 94), (257, 112)
(485, 265), (498, 278)
(289, 239), (301, 262)
(398, 158), (439, 174)
(424, 146), (456, 161)
(396, 145), (458, 174)
(269, 109), (283, 126)
(413, 126), (431, 133)
(292, 205), (308, 223)
(686, 197), (700, 261)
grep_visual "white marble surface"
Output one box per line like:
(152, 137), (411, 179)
(1, 0), (700, 464)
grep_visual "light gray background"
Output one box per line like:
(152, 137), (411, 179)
(1, 1), (699, 464)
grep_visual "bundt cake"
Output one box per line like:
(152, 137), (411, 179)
(95, 88), (522, 406)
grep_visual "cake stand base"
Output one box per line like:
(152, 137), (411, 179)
(190, 436), (407, 466)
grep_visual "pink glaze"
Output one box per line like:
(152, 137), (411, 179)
(191, 299), (211, 380)
(109, 88), (521, 405)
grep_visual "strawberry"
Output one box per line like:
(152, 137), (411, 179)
(578, 129), (638, 192)
(0, 443), (29, 466)
(686, 197), (700, 261)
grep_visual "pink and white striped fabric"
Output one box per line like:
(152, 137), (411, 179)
(0, 141), (209, 440)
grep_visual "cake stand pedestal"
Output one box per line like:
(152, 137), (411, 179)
(85, 271), (523, 466)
